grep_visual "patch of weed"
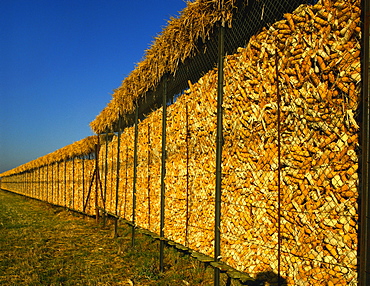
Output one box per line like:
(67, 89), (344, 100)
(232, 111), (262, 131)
(0, 190), (233, 286)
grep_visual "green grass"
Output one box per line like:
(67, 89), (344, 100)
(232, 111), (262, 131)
(0, 189), (222, 286)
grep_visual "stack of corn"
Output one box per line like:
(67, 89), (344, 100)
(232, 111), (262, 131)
(221, 0), (360, 285)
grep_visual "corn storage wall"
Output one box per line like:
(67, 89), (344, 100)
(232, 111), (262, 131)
(0, 0), (367, 285)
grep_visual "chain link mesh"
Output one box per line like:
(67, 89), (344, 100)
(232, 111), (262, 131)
(0, 0), (363, 285)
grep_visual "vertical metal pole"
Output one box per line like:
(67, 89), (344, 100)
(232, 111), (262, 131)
(34, 169), (36, 198)
(37, 170), (39, 198)
(29, 170), (33, 197)
(95, 140), (100, 223)
(104, 131), (109, 225)
(64, 160), (67, 207)
(26, 170), (30, 196)
(35, 169), (37, 198)
(31, 171), (33, 197)
(24, 172), (26, 195)
(57, 162), (60, 205)
(44, 166), (46, 200)
(115, 115), (122, 237)
(38, 168), (41, 199)
(132, 104), (139, 247)
(111, 136), (114, 212)
(72, 157), (75, 209)
(36, 169), (39, 198)
(41, 168), (43, 200)
(32, 169), (37, 198)
(29, 170), (31, 197)
(38, 167), (41, 199)
(185, 102), (190, 246)
(360, 0), (370, 285)
(45, 166), (47, 200)
(147, 123), (151, 229)
(46, 164), (49, 203)
(160, 74), (168, 272)
(124, 146), (129, 219)
(42, 165), (47, 201)
(82, 156), (85, 213)
(214, 24), (225, 286)
(25, 172), (27, 196)
(19, 173), (21, 194)
(31, 169), (33, 198)
(51, 164), (54, 204)
(276, 49), (282, 286)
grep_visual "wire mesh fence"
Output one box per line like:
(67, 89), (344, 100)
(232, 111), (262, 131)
(0, 0), (366, 285)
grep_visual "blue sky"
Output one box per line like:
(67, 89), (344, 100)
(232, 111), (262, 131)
(0, 0), (187, 174)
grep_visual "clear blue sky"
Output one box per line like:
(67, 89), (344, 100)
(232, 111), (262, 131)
(0, 0), (187, 174)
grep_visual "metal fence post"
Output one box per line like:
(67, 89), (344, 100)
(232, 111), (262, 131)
(25, 172), (27, 196)
(95, 139), (100, 223)
(160, 74), (168, 272)
(360, 0), (370, 284)
(30, 171), (32, 197)
(29, 170), (31, 197)
(38, 167), (41, 199)
(46, 164), (49, 203)
(214, 24), (225, 286)
(185, 102), (190, 247)
(124, 145), (129, 219)
(72, 157), (75, 209)
(275, 48), (282, 286)
(82, 156), (85, 213)
(132, 104), (139, 247)
(104, 131), (109, 225)
(29, 170), (33, 197)
(64, 160), (67, 207)
(115, 114), (122, 237)
(51, 164), (54, 204)
(31, 170), (33, 198)
(42, 166), (45, 201)
(57, 162), (60, 205)
(147, 123), (151, 229)
(27, 171), (30, 197)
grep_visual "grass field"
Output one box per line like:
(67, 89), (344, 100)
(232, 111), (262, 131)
(0, 189), (217, 286)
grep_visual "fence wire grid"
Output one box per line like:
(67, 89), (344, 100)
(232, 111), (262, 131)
(1, 0), (367, 285)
